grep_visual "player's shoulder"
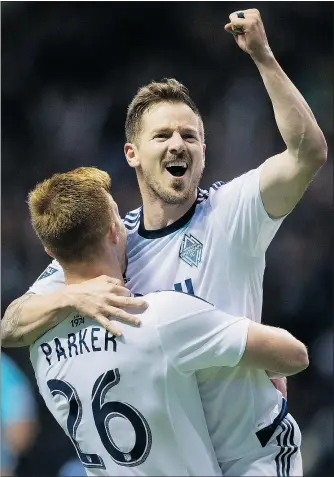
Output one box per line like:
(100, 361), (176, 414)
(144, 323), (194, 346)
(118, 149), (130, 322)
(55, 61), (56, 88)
(198, 168), (260, 205)
(196, 181), (225, 205)
(197, 168), (259, 213)
(123, 206), (142, 234)
(143, 290), (214, 324)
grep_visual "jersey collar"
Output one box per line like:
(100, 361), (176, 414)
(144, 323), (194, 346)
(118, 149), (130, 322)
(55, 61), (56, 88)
(137, 195), (199, 239)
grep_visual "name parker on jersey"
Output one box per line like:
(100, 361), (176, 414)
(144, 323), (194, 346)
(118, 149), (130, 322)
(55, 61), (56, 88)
(40, 327), (118, 366)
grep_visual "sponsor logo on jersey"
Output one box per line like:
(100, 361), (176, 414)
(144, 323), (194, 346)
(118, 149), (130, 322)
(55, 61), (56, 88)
(179, 233), (203, 268)
(37, 266), (58, 281)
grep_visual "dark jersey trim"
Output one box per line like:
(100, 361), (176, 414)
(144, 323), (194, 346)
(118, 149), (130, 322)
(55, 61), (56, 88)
(150, 289), (214, 307)
(133, 182), (224, 239)
(138, 200), (198, 239)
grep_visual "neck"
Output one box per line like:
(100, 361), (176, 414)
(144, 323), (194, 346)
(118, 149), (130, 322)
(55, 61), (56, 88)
(63, 254), (124, 286)
(139, 188), (197, 230)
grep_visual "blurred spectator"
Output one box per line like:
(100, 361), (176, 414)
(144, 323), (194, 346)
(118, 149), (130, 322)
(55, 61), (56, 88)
(1, 354), (38, 476)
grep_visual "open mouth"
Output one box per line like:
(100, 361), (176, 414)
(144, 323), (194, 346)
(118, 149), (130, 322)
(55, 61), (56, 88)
(165, 162), (188, 177)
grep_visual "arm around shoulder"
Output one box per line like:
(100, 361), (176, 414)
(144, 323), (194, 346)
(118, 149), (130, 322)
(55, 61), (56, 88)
(1, 291), (74, 347)
(1, 276), (147, 347)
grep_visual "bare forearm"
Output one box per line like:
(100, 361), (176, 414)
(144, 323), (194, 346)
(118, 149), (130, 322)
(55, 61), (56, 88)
(254, 53), (327, 160)
(1, 292), (73, 347)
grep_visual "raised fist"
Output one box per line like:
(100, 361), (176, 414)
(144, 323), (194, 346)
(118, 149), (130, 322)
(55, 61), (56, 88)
(225, 9), (272, 62)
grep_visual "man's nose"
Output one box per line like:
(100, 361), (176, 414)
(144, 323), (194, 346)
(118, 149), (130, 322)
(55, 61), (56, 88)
(168, 132), (185, 155)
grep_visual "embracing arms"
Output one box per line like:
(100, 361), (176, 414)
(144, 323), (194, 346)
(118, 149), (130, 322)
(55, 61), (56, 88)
(1, 292), (70, 348)
(239, 321), (308, 376)
(155, 292), (308, 377)
(1, 276), (147, 347)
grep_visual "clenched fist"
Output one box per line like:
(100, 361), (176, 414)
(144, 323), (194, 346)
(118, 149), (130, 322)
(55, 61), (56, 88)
(225, 9), (273, 63)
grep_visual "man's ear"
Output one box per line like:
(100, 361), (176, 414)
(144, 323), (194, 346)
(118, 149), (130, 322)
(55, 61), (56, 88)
(109, 222), (119, 245)
(44, 247), (55, 258)
(124, 143), (140, 168)
(202, 143), (206, 165)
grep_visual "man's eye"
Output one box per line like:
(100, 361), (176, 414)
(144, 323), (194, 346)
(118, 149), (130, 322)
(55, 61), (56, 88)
(155, 133), (169, 139)
(183, 134), (196, 140)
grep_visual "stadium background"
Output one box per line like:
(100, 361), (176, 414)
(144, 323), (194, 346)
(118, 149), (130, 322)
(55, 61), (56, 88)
(1, 2), (332, 476)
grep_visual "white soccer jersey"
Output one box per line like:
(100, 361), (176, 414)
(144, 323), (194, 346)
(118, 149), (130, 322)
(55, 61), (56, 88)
(30, 291), (250, 476)
(29, 166), (298, 468)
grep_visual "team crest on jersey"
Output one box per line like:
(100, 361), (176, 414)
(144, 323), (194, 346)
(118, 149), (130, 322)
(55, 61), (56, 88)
(179, 233), (203, 268)
(37, 266), (58, 281)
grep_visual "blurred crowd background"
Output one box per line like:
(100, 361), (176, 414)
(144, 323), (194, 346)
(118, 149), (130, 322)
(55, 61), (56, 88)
(1, 2), (333, 476)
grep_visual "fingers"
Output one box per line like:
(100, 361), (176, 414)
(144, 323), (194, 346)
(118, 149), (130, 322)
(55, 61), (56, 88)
(224, 23), (233, 33)
(244, 8), (260, 16)
(94, 306), (143, 337)
(106, 306), (141, 326)
(107, 284), (131, 298)
(226, 15), (247, 35)
(225, 22), (245, 36)
(107, 277), (125, 287)
(224, 23), (241, 35)
(226, 9), (260, 34)
(229, 9), (260, 22)
(84, 276), (149, 335)
(106, 294), (148, 310)
(96, 278), (148, 309)
(94, 315), (123, 337)
(96, 275), (124, 287)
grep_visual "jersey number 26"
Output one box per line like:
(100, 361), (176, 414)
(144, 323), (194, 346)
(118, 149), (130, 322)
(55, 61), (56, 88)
(47, 368), (152, 469)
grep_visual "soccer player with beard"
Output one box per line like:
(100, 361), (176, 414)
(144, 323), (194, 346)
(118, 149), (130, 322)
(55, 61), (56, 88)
(27, 167), (308, 476)
(2, 8), (326, 476)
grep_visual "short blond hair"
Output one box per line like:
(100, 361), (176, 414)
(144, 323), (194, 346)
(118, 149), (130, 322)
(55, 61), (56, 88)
(28, 167), (113, 263)
(125, 78), (204, 143)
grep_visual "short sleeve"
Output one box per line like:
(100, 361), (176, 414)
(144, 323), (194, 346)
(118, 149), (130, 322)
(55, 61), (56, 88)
(208, 166), (285, 256)
(151, 291), (250, 374)
(28, 259), (65, 295)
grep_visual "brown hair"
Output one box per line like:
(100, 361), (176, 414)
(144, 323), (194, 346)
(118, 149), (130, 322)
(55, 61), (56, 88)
(28, 167), (113, 263)
(125, 78), (204, 143)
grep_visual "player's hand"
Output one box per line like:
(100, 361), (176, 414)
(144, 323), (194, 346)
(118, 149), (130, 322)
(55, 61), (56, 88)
(271, 377), (287, 398)
(64, 275), (148, 337)
(224, 9), (272, 63)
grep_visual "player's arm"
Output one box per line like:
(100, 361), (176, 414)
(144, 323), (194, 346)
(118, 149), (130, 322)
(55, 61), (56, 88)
(1, 276), (147, 348)
(226, 9), (327, 219)
(1, 292), (65, 348)
(239, 321), (308, 375)
(155, 292), (308, 376)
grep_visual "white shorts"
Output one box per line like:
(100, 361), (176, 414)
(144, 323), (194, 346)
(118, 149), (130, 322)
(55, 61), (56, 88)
(221, 413), (303, 476)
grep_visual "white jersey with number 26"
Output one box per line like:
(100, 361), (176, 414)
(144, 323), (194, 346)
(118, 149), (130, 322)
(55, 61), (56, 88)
(29, 166), (289, 465)
(30, 291), (250, 476)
